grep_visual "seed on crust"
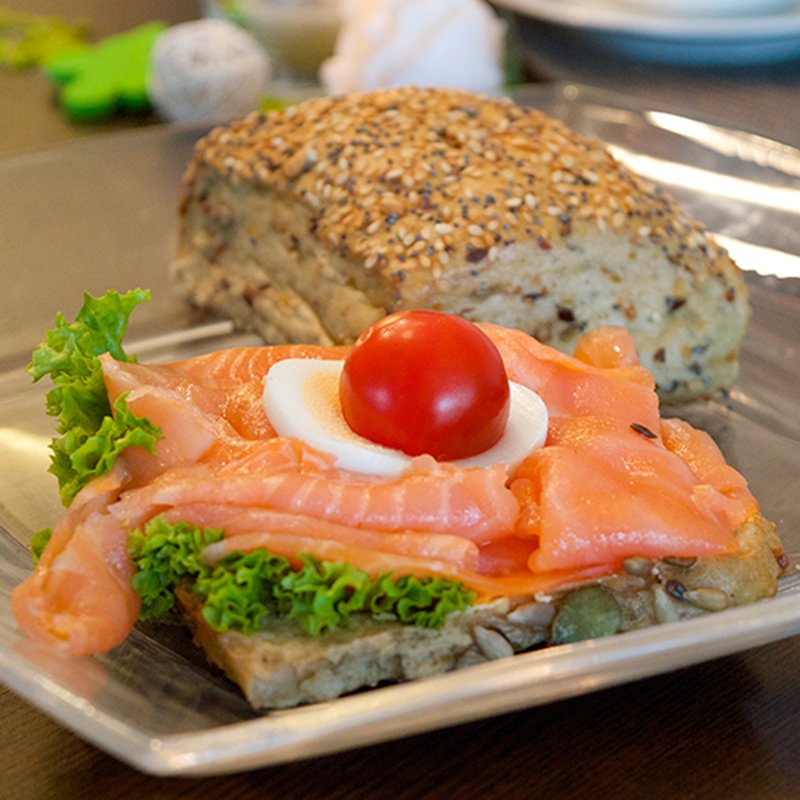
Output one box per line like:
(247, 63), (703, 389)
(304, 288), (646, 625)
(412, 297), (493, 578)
(507, 601), (556, 628)
(473, 625), (514, 660)
(662, 556), (698, 569)
(190, 87), (739, 282)
(653, 585), (681, 624)
(623, 556), (653, 577)
(684, 587), (729, 612)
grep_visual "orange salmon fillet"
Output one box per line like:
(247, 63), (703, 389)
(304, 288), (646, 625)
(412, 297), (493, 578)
(113, 457), (518, 542)
(513, 416), (741, 573)
(12, 465), (140, 656)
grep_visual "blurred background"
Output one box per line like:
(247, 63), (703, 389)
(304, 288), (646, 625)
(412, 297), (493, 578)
(2, 0), (800, 157)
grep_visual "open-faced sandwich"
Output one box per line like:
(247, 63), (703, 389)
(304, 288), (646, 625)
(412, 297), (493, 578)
(171, 86), (749, 403)
(13, 290), (786, 709)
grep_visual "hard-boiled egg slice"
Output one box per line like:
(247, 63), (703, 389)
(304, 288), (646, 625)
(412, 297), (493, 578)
(264, 359), (412, 476)
(263, 359), (548, 476)
(453, 382), (548, 469)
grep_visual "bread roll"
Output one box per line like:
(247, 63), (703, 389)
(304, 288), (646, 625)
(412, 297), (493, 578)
(172, 87), (748, 402)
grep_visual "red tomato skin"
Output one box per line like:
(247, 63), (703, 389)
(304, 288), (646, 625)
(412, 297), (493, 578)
(339, 311), (510, 461)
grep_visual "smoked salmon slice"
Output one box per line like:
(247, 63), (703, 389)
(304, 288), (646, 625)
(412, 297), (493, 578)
(661, 417), (758, 529)
(572, 326), (641, 370)
(480, 323), (661, 435)
(514, 415), (741, 573)
(114, 456), (518, 542)
(196, 530), (610, 600)
(101, 354), (234, 484)
(12, 464), (140, 656)
(178, 506), (482, 570)
(170, 343), (349, 389)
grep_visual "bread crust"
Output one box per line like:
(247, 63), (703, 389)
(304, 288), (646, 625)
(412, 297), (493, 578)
(172, 87), (748, 402)
(179, 512), (783, 710)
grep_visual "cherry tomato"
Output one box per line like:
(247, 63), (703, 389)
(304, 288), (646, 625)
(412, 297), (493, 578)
(339, 310), (510, 461)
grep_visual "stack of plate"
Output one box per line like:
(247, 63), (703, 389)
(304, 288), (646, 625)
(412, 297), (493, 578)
(494, 0), (800, 64)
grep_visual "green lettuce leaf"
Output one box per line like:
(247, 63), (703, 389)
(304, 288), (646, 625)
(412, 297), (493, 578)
(29, 289), (162, 505)
(51, 394), (162, 506)
(129, 517), (225, 619)
(29, 528), (53, 565)
(273, 556), (476, 634)
(128, 517), (476, 635)
(196, 549), (290, 634)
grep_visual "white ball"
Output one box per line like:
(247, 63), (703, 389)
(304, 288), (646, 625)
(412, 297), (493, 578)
(148, 19), (271, 124)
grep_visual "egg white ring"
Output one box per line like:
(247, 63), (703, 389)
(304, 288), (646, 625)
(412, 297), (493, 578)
(262, 358), (548, 477)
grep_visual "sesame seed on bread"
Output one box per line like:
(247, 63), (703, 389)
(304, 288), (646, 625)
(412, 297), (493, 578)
(172, 86), (748, 401)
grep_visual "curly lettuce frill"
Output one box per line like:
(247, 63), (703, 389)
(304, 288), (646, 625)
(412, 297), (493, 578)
(128, 517), (476, 636)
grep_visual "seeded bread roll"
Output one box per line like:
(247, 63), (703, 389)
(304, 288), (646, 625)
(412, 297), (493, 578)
(172, 87), (748, 402)
(179, 512), (783, 709)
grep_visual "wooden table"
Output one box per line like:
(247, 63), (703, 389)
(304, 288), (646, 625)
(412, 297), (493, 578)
(4, 642), (800, 799)
(2, 3), (800, 797)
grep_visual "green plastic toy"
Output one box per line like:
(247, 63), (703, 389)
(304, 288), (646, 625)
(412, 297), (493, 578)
(0, 7), (88, 71)
(44, 20), (167, 121)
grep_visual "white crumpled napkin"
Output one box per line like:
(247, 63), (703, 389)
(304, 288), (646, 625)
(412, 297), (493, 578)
(321, 0), (506, 95)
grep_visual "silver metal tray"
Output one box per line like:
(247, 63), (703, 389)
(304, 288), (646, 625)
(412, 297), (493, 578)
(1, 84), (799, 776)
